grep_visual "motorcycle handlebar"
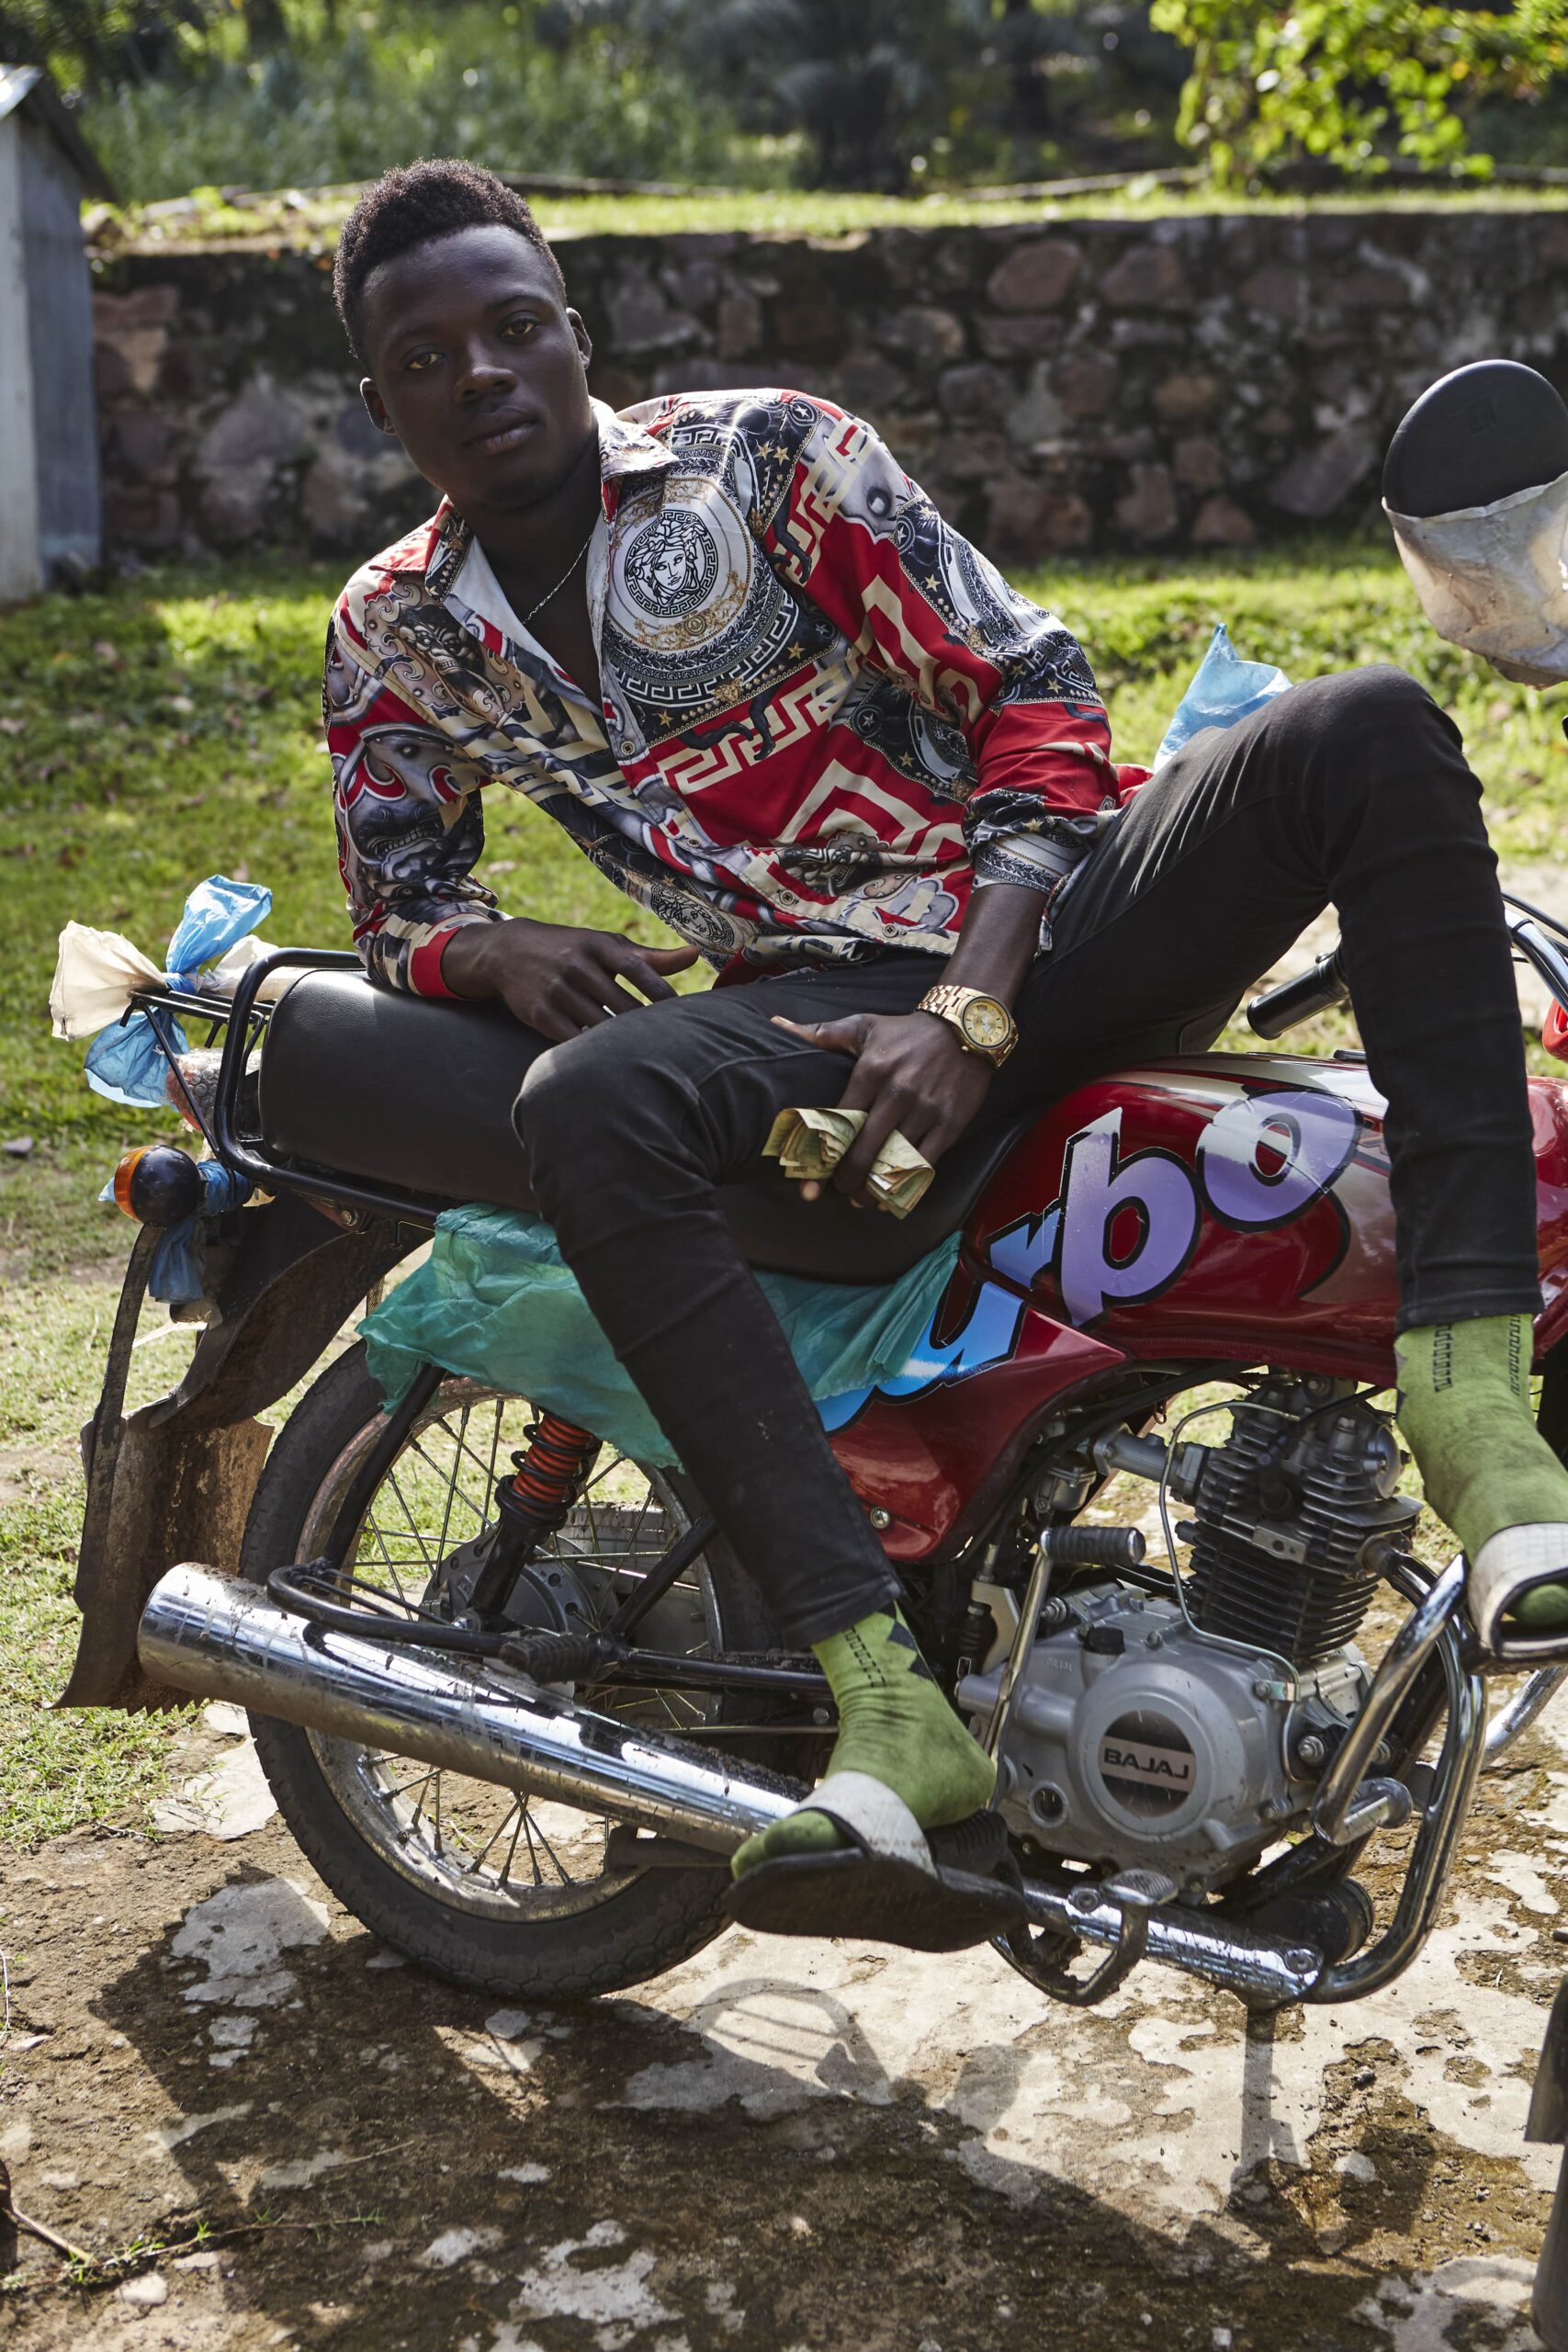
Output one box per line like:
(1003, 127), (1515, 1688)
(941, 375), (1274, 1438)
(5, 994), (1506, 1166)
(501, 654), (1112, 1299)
(1246, 946), (1349, 1041)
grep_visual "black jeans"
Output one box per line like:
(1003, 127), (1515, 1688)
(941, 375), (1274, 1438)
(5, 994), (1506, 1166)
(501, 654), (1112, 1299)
(516, 668), (1540, 1645)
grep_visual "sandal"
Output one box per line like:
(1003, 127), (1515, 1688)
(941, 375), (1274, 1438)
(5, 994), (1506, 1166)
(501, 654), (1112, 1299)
(1470, 1525), (1568, 1663)
(726, 1772), (1026, 1953)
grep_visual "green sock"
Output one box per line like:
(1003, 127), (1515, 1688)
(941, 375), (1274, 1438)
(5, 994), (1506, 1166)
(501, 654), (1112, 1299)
(730, 1607), (995, 1881)
(1395, 1314), (1568, 1629)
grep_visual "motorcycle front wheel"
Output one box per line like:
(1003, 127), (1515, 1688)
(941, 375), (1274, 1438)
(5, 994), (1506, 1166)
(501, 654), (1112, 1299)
(238, 1342), (775, 1997)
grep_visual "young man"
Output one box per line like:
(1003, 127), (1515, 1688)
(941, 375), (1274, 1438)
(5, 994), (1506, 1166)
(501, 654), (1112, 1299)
(325, 158), (1568, 1920)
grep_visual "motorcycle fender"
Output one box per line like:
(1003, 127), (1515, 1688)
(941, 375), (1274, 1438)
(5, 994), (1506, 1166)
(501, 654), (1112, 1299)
(62, 1194), (412, 1713)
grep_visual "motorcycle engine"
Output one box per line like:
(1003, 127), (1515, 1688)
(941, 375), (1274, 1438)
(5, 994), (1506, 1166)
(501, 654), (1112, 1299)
(963, 1381), (1417, 1891)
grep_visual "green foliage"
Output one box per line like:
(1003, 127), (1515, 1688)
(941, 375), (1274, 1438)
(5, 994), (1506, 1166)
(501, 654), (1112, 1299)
(13, 1), (1187, 204)
(1151, 0), (1568, 185)
(680, 0), (1182, 191)
(74, 3), (751, 198)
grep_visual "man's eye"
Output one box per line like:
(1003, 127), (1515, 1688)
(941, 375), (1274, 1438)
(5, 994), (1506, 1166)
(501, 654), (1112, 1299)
(500, 316), (538, 340)
(403, 348), (440, 373)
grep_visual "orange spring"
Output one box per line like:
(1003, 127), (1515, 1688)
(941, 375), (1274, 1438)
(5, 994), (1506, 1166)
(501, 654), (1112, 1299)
(508, 1412), (600, 1529)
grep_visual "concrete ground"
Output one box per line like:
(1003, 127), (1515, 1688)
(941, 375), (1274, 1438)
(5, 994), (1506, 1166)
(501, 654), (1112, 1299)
(0, 1677), (1563, 2352)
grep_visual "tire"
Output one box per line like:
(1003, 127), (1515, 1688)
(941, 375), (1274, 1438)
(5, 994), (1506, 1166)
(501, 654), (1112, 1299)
(239, 1343), (777, 1998)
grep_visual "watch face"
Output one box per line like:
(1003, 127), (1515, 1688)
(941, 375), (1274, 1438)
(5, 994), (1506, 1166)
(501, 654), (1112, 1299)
(961, 996), (1011, 1048)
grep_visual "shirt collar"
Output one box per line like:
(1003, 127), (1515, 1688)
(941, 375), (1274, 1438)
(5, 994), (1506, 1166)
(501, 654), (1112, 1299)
(424, 398), (672, 597)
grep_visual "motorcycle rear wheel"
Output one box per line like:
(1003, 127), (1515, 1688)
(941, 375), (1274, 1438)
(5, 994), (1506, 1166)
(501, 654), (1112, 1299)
(238, 1343), (774, 1997)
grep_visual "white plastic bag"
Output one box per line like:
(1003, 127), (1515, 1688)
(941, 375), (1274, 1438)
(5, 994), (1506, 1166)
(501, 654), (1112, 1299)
(1387, 469), (1568, 687)
(49, 922), (163, 1042)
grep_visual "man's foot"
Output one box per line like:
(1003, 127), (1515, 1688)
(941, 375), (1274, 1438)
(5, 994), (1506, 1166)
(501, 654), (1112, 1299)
(730, 1607), (995, 1880)
(1395, 1314), (1568, 1645)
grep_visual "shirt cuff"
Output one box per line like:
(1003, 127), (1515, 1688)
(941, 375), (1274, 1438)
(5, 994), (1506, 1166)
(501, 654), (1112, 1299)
(408, 927), (464, 998)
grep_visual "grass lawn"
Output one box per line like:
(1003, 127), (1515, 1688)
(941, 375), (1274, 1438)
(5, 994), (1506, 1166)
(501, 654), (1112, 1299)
(98, 179), (1568, 257)
(1, 533), (1564, 1847)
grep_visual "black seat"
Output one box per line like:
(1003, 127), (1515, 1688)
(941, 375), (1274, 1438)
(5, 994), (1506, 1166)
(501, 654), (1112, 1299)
(258, 968), (1035, 1283)
(1383, 359), (1568, 517)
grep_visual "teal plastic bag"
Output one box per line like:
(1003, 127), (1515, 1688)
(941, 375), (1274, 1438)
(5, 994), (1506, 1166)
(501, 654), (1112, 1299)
(1154, 623), (1292, 770)
(361, 1204), (962, 1466)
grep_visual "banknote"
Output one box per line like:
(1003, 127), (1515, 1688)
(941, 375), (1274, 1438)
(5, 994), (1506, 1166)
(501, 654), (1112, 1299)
(763, 1106), (934, 1219)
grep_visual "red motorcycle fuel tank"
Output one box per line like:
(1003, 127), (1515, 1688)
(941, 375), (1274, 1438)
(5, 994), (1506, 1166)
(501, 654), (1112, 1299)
(829, 1053), (1568, 1565)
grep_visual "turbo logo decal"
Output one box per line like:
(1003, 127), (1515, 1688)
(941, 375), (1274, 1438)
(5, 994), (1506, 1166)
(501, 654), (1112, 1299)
(1057, 1114), (1200, 1328)
(987, 1087), (1361, 1329)
(1196, 1089), (1359, 1228)
(821, 1083), (1366, 1432)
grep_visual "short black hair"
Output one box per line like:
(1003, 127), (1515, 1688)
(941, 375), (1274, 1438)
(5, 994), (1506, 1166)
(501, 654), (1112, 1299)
(333, 158), (567, 367)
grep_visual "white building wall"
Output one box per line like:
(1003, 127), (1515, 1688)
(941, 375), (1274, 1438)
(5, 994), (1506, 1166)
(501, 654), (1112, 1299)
(0, 114), (41, 603)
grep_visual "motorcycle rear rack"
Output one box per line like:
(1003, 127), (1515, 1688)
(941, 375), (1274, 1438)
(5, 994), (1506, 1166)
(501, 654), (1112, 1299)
(131, 945), (449, 1233)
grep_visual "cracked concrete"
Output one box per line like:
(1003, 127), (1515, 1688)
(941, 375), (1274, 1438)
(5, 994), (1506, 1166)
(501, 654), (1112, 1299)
(0, 1685), (1562, 2348)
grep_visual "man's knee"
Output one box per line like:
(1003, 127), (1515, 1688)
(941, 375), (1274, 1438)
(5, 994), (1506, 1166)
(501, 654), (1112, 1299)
(1282, 664), (1447, 756)
(513, 1021), (677, 1181)
(1269, 665), (1461, 805)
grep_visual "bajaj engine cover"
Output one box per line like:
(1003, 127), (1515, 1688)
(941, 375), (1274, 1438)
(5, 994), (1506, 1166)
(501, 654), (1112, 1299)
(965, 1585), (1365, 1889)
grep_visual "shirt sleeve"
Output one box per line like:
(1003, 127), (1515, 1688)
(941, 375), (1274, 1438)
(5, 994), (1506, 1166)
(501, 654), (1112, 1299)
(323, 605), (502, 996)
(761, 400), (1117, 900)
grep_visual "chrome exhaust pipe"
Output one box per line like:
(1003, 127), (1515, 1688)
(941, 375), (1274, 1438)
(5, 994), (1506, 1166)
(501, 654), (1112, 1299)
(139, 1563), (802, 1853)
(140, 1565), (1322, 2006)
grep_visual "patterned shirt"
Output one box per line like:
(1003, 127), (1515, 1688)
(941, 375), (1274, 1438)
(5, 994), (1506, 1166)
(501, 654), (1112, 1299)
(324, 388), (1137, 994)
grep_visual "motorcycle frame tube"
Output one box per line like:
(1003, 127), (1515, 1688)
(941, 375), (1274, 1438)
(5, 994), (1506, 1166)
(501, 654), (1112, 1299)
(208, 949), (446, 1231)
(1010, 1877), (1322, 2007)
(1309, 1607), (1487, 2004)
(1483, 1662), (1568, 1767)
(1311, 1556), (1465, 1845)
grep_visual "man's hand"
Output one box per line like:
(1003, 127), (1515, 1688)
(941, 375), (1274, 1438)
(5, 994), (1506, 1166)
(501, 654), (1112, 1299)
(771, 1010), (994, 1203)
(442, 919), (700, 1042)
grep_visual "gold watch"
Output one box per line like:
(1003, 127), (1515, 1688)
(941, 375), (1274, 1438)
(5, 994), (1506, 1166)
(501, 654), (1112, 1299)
(917, 983), (1019, 1067)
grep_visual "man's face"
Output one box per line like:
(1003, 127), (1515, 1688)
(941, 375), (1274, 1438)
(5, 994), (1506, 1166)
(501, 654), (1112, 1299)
(358, 224), (595, 517)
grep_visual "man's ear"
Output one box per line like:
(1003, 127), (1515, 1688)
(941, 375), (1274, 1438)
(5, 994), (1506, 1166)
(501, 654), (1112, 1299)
(568, 309), (593, 368)
(361, 378), (398, 438)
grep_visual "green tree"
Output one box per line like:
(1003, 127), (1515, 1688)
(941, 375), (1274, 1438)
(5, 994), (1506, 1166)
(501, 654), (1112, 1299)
(1151, 0), (1568, 185)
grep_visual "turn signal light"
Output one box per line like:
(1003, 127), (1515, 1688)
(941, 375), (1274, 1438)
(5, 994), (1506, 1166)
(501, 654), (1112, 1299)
(111, 1145), (205, 1227)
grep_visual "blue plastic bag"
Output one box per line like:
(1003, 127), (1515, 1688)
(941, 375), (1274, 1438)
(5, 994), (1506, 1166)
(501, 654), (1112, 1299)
(1155, 624), (1292, 770)
(361, 1204), (963, 1466)
(85, 1010), (192, 1109)
(96, 1158), (254, 1301)
(84, 875), (273, 1109)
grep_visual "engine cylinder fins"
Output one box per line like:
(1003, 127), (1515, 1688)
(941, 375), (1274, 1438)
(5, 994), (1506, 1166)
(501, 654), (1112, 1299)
(1185, 1387), (1418, 1670)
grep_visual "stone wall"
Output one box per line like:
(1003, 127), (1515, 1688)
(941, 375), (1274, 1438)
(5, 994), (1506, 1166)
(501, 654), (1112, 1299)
(89, 208), (1568, 567)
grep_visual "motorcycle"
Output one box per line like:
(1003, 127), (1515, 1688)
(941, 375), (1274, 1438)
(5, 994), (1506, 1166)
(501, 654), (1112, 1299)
(58, 907), (1568, 2336)
(62, 367), (1568, 2344)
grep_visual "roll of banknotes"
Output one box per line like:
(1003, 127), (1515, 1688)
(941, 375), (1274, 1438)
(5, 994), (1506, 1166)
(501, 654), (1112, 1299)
(763, 1105), (934, 1218)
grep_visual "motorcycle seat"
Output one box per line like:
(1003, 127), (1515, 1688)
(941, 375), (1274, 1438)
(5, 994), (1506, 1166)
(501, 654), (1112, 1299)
(256, 967), (1035, 1283)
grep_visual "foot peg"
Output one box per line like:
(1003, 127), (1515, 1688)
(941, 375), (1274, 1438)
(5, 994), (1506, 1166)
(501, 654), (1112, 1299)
(1006, 1868), (1178, 2007)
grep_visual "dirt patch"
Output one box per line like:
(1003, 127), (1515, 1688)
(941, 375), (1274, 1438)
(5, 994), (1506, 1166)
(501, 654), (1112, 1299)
(0, 1739), (1562, 2352)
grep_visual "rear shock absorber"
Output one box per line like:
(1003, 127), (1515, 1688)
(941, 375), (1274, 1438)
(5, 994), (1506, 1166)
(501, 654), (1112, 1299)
(465, 1411), (601, 1620)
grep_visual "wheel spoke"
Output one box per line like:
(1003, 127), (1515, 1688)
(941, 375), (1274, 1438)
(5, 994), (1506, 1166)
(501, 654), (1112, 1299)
(499, 1806), (525, 1887)
(307, 1388), (726, 1922)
